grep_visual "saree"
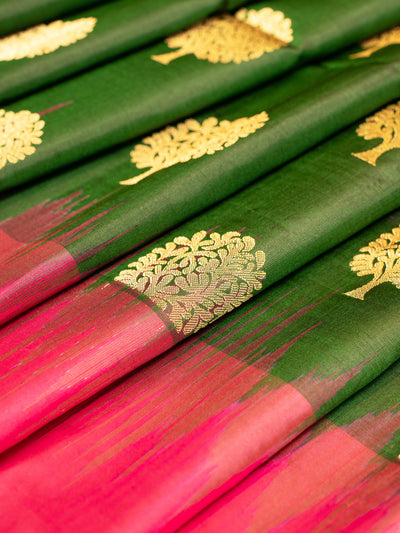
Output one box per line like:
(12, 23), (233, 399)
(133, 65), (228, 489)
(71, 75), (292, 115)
(0, 1), (400, 531)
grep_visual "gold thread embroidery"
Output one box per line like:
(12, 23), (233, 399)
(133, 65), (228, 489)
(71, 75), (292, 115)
(115, 230), (266, 335)
(351, 102), (400, 166)
(0, 17), (97, 61)
(0, 109), (45, 170)
(344, 225), (400, 300)
(350, 27), (400, 59)
(120, 111), (269, 186)
(151, 8), (293, 65)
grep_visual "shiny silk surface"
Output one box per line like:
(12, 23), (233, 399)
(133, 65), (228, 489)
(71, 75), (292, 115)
(181, 360), (400, 532)
(0, 0), (243, 104)
(1, 211), (400, 531)
(1, 2), (400, 532)
(2, 114), (400, 455)
(1, 0), (400, 191)
(2, 47), (400, 325)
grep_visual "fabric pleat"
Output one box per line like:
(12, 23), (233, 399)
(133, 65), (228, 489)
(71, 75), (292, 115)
(0, 0), (107, 37)
(1, 2), (400, 531)
(1, 210), (400, 531)
(0, 0), (399, 190)
(1, 45), (400, 324)
(2, 99), (400, 454)
(0, 0), (244, 104)
(180, 359), (400, 532)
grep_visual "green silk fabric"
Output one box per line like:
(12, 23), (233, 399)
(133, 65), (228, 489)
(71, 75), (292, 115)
(0, 0), (241, 104)
(0, 0), (399, 190)
(1, 46), (400, 279)
(1, 3), (400, 528)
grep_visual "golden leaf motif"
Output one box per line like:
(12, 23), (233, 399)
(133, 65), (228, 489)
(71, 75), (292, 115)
(120, 111), (269, 186)
(0, 109), (45, 170)
(351, 102), (400, 166)
(350, 27), (400, 59)
(0, 17), (97, 61)
(345, 225), (400, 300)
(151, 8), (293, 65)
(115, 230), (266, 335)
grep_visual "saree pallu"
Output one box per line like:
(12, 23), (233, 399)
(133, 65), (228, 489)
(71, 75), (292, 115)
(1, 99), (400, 454)
(2, 45), (400, 324)
(181, 359), (400, 532)
(0, 209), (400, 531)
(1, 0), (400, 189)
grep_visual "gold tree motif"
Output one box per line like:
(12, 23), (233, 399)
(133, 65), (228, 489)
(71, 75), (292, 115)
(120, 111), (269, 186)
(0, 109), (45, 170)
(151, 8), (293, 65)
(115, 230), (266, 335)
(351, 102), (400, 166)
(345, 225), (400, 300)
(350, 27), (400, 59)
(0, 17), (97, 61)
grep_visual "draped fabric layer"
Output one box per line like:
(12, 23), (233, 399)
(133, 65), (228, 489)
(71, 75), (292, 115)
(0, 0), (106, 37)
(179, 363), (400, 533)
(1, 210), (400, 531)
(1, 2), (400, 531)
(181, 359), (400, 532)
(0, 0), (243, 104)
(2, 119), (400, 453)
(1, 0), (400, 190)
(1, 47), (400, 324)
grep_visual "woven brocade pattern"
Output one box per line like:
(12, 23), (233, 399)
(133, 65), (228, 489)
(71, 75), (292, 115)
(0, 1), (400, 532)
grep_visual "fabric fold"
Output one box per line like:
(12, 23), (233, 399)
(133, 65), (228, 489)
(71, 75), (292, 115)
(180, 358), (400, 532)
(0, 0), (106, 37)
(2, 48), (400, 324)
(1, 210), (400, 531)
(1, 99), (400, 452)
(0, 0), (400, 191)
(1, 2), (399, 531)
(0, 0), (244, 104)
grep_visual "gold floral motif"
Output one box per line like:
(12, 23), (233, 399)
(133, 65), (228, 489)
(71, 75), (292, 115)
(351, 102), (400, 166)
(115, 230), (266, 335)
(120, 111), (269, 186)
(345, 225), (400, 300)
(151, 8), (293, 65)
(350, 27), (400, 59)
(0, 17), (97, 61)
(0, 109), (45, 170)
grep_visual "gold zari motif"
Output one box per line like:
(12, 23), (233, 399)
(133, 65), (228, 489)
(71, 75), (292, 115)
(350, 27), (400, 59)
(352, 102), (400, 166)
(151, 8), (293, 65)
(120, 112), (269, 186)
(345, 225), (400, 300)
(115, 231), (266, 335)
(0, 109), (45, 170)
(0, 18), (97, 61)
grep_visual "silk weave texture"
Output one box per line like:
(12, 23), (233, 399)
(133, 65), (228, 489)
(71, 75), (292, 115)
(0, 1), (400, 531)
